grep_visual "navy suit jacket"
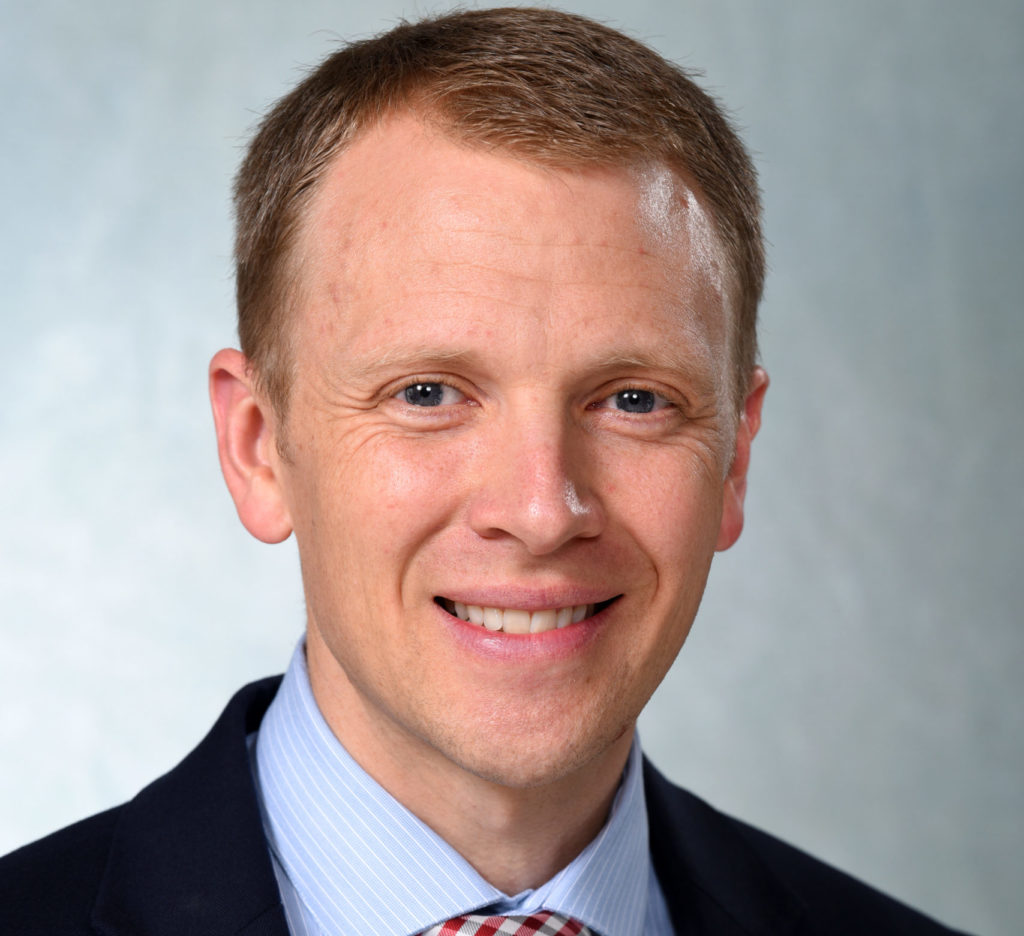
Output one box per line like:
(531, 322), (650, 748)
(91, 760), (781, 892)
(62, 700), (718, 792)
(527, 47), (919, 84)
(0, 678), (968, 935)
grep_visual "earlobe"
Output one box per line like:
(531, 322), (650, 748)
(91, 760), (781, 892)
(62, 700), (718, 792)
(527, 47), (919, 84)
(209, 348), (293, 544)
(716, 367), (768, 552)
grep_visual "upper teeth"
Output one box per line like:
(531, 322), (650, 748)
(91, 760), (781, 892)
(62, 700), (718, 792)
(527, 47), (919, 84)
(447, 600), (593, 633)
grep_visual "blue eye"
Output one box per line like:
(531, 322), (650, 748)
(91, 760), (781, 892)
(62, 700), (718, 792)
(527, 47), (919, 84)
(399, 383), (463, 406)
(612, 389), (658, 413)
(404, 383), (444, 406)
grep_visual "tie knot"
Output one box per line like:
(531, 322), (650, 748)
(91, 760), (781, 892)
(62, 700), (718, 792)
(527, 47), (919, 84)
(420, 910), (593, 935)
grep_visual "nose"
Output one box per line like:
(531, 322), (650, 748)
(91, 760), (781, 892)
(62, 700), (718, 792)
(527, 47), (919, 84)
(467, 410), (606, 555)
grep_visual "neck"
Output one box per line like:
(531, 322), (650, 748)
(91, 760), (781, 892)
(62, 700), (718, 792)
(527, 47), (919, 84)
(406, 739), (631, 894)
(306, 635), (634, 894)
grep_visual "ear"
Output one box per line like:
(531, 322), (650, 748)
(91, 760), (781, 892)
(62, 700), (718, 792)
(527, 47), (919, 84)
(209, 348), (293, 544)
(716, 366), (769, 552)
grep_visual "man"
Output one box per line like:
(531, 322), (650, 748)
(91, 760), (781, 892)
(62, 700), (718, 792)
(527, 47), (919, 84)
(0, 8), (966, 935)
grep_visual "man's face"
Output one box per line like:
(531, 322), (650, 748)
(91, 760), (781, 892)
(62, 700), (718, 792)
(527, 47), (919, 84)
(262, 115), (760, 790)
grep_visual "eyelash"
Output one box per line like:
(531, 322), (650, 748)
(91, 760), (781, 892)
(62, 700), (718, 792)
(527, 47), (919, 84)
(396, 381), (465, 406)
(389, 377), (474, 414)
(591, 386), (674, 414)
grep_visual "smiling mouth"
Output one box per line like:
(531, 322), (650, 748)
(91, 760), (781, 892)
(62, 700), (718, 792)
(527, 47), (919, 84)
(436, 596), (620, 634)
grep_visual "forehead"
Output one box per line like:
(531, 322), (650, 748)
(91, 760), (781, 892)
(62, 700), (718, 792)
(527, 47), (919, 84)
(291, 114), (729, 369)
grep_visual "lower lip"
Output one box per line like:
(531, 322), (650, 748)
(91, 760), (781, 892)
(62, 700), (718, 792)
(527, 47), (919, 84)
(435, 600), (613, 664)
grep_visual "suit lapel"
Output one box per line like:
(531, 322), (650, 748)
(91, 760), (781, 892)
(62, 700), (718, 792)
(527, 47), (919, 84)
(91, 678), (289, 936)
(644, 759), (805, 935)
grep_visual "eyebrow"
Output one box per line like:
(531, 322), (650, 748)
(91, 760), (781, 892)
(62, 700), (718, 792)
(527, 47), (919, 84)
(593, 349), (711, 376)
(342, 346), (482, 383)
(589, 349), (721, 398)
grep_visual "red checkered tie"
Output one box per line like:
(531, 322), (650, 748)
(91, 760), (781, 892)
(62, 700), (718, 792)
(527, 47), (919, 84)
(419, 910), (593, 935)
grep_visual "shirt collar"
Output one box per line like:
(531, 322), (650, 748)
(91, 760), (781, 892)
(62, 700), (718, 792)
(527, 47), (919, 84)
(255, 639), (652, 936)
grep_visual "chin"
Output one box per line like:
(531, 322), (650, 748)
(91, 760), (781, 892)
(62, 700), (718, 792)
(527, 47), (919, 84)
(429, 709), (634, 791)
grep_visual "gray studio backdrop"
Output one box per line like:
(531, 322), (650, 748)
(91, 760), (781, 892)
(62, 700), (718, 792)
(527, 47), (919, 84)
(1, 2), (1021, 933)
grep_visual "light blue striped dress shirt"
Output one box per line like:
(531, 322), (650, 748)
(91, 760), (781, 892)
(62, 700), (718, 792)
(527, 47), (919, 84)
(250, 640), (674, 936)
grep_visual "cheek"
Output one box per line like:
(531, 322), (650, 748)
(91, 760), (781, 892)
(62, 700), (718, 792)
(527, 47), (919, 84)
(359, 437), (466, 523)
(299, 431), (468, 564)
(358, 457), (435, 524)
(607, 447), (725, 545)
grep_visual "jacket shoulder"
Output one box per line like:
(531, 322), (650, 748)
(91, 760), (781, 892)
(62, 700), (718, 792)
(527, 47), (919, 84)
(730, 813), (968, 935)
(0, 806), (121, 935)
(643, 760), (971, 935)
(0, 676), (285, 936)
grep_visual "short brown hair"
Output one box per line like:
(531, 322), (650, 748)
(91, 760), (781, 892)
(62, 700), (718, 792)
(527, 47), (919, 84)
(234, 6), (764, 414)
